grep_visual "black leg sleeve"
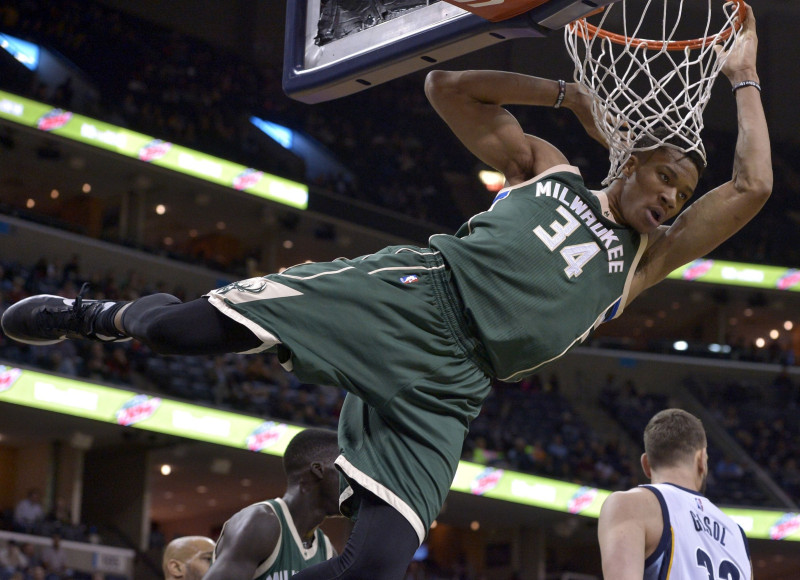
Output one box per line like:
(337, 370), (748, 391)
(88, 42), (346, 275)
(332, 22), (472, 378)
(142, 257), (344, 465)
(291, 490), (420, 580)
(121, 294), (263, 355)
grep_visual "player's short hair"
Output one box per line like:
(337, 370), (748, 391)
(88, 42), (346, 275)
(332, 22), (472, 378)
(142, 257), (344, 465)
(283, 428), (339, 478)
(644, 408), (707, 470)
(633, 127), (706, 179)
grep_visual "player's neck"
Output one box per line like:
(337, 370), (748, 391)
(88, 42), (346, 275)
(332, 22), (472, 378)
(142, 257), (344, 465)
(602, 180), (625, 225)
(651, 468), (702, 493)
(282, 491), (323, 541)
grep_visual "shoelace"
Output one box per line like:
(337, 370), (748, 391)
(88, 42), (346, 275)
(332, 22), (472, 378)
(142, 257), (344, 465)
(74, 282), (90, 311)
(48, 283), (92, 334)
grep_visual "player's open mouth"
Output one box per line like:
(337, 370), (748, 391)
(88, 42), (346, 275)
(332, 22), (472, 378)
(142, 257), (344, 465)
(648, 208), (662, 226)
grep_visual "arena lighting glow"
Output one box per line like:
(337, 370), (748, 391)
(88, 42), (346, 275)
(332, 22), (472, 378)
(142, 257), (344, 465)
(160, 464), (172, 476)
(0, 34), (39, 70)
(250, 117), (294, 149)
(1, 365), (797, 541)
(478, 169), (505, 192)
(673, 340), (689, 351)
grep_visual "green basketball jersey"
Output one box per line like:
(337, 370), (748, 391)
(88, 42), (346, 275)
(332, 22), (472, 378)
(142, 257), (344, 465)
(247, 498), (334, 580)
(430, 166), (647, 381)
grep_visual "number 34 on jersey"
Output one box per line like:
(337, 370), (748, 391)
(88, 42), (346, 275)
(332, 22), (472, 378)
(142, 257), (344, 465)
(532, 182), (627, 279)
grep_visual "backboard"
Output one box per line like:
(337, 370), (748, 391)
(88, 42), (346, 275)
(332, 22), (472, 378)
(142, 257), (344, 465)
(283, 0), (619, 104)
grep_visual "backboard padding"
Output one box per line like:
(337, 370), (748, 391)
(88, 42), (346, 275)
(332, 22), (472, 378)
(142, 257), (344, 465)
(283, 0), (619, 104)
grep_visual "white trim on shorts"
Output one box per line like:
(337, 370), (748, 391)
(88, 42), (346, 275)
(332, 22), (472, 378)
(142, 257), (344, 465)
(335, 455), (427, 545)
(205, 291), (281, 354)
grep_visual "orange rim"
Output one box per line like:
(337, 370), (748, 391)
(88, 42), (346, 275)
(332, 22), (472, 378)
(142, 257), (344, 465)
(570, 0), (746, 51)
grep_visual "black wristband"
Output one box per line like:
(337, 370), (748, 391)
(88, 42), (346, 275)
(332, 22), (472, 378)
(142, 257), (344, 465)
(732, 80), (761, 94)
(553, 79), (567, 108)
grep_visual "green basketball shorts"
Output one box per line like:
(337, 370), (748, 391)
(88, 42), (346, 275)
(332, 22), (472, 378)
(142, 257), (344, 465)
(206, 245), (492, 542)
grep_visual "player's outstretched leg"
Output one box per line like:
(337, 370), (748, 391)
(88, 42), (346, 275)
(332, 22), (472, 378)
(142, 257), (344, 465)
(0, 290), (141, 345)
(1, 287), (263, 356)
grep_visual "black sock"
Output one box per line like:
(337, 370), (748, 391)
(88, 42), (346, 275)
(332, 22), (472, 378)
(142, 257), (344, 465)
(94, 302), (129, 337)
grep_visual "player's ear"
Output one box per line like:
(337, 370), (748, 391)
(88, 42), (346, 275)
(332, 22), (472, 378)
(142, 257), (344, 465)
(640, 453), (652, 479)
(621, 154), (638, 178)
(167, 559), (184, 578)
(310, 461), (324, 480)
(696, 448), (707, 476)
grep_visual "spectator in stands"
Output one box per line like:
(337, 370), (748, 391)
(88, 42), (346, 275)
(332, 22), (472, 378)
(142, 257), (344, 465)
(40, 534), (69, 580)
(162, 536), (215, 580)
(42, 498), (74, 539)
(506, 437), (536, 473)
(471, 437), (502, 467)
(149, 522), (166, 552)
(715, 455), (745, 481)
(19, 543), (43, 579)
(780, 458), (800, 498)
(546, 435), (569, 468)
(13, 489), (44, 534)
(771, 366), (796, 407)
(0, 540), (27, 577)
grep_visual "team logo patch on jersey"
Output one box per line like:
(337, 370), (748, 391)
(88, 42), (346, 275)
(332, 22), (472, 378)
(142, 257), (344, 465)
(696, 498), (704, 511)
(568, 486), (598, 514)
(400, 275), (419, 284)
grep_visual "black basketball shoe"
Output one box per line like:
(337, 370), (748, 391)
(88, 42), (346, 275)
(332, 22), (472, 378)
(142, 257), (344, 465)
(1, 292), (130, 345)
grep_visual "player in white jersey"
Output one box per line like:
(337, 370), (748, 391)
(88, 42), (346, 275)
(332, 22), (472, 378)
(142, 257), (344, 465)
(598, 409), (752, 580)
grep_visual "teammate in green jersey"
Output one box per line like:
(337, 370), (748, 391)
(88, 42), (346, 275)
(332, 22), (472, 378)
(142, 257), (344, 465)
(206, 429), (339, 580)
(2, 5), (770, 579)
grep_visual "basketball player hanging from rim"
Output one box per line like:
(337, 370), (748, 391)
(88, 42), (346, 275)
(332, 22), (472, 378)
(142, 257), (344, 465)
(1, 3), (770, 579)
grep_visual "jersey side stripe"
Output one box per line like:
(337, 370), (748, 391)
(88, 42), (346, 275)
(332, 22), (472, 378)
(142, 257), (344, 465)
(665, 526), (675, 580)
(279, 266), (355, 280)
(642, 485), (673, 580)
(367, 264), (445, 275)
(498, 288), (630, 382)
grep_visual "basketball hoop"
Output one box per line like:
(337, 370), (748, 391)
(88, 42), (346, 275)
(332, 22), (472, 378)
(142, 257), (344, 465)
(564, 0), (746, 184)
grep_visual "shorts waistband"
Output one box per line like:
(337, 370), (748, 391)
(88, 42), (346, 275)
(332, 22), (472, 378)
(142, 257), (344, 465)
(423, 251), (493, 377)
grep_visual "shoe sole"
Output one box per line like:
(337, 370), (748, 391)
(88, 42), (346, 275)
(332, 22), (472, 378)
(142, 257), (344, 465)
(1, 294), (69, 346)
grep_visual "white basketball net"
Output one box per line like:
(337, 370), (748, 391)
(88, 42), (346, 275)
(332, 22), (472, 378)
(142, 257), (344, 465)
(564, 0), (744, 184)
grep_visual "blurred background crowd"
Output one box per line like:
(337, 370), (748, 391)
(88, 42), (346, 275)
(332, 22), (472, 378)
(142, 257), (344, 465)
(0, 0), (798, 578)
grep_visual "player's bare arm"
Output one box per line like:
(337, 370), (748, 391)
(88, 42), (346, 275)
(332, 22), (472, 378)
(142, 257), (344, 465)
(206, 505), (281, 580)
(597, 488), (663, 580)
(630, 4), (771, 301)
(425, 70), (604, 185)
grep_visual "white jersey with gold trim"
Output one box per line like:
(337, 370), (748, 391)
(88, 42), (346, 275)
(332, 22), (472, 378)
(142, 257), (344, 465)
(643, 483), (751, 580)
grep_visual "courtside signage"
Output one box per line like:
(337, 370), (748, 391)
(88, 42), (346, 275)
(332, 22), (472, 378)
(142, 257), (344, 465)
(0, 365), (796, 541)
(449, 460), (799, 541)
(0, 365), (302, 455)
(0, 90), (308, 209)
(668, 259), (800, 291)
